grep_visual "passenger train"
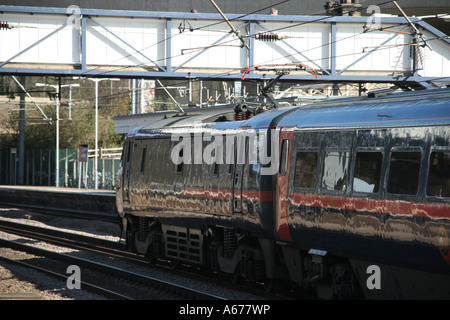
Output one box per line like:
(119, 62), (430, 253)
(116, 87), (450, 299)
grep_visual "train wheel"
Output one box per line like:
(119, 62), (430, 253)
(264, 278), (286, 293)
(145, 248), (156, 264)
(264, 278), (275, 293)
(125, 221), (136, 253)
(228, 272), (239, 285)
(228, 263), (241, 284)
(170, 259), (180, 269)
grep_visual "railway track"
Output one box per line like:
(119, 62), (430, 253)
(0, 252), (133, 300)
(0, 219), (135, 261)
(0, 219), (226, 300)
(0, 237), (222, 300)
(0, 206), (287, 300)
(0, 239), (225, 300)
(0, 202), (116, 222)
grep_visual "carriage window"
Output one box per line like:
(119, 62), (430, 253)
(279, 139), (289, 175)
(294, 151), (318, 189)
(177, 148), (184, 173)
(353, 152), (382, 193)
(387, 151), (421, 195)
(321, 151), (349, 191)
(427, 152), (450, 198)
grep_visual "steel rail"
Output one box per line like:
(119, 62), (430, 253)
(0, 230), (225, 300)
(0, 202), (117, 222)
(0, 254), (133, 300)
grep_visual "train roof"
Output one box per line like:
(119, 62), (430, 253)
(237, 106), (299, 129)
(232, 87), (450, 130)
(277, 87), (450, 129)
(132, 109), (236, 134)
(128, 87), (450, 137)
(133, 104), (299, 133)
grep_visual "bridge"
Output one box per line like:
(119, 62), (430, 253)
(1, 5), (449, 89)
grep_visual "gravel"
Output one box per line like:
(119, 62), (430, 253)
(0, 207), (267, 300)
(0, 207), (119, 300)
(0, 255), (107, 300)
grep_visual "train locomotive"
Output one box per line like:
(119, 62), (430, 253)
(116, 86), (450, 299)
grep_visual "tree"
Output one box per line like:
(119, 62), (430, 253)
(0, 76), (130, 151)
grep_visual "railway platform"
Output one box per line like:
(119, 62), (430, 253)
(0, 185), (117, 220)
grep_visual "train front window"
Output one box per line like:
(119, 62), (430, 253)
(353, 152), (382, 193)
(321, 151), (349, 191)
(294, 151), (318, 189)
(387, 151), (421, 195)
(427, 151), (450, 198)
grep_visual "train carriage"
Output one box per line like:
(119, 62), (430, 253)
(116, 87), (450, 299)
(276, 89), (450, 298)
(116, 106), (294, 280)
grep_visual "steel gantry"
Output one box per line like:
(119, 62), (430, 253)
(0, 5), (449, 87)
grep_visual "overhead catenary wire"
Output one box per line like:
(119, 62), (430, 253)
(77, 0), (364, 77)
(80, 0), (292, 77)
(60, 26), (448, 108)
(83, 0), (410, 82)
(209, 0), (250, 49)
(0, 0), (424, 80)
(4, 0), (444, 110)
(391, 0), (432, 51)
(11, 27), (445, 108)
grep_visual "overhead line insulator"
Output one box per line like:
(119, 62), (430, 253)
(255, 32), (284, 41)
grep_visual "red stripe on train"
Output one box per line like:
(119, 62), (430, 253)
(289, 193), (450, 219)
(181, 187), (273, 202)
